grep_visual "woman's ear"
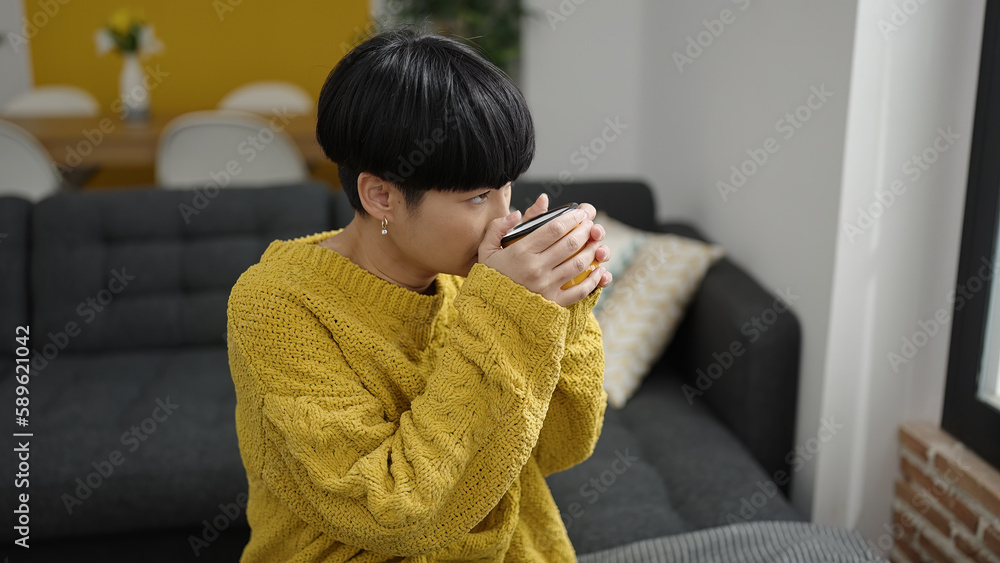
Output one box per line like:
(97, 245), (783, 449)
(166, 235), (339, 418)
(356, 172), (396, 220)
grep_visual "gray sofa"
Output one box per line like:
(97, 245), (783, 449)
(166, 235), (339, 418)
(513, 182), (805, 554)
(0, 180), (804, 561)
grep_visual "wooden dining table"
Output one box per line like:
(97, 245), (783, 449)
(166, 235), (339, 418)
(5, 111), (335, 187)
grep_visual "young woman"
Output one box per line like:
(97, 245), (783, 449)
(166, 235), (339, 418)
(227, 28), (612, 562)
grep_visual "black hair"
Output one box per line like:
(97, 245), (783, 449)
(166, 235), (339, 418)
(316, 27), (535, 216)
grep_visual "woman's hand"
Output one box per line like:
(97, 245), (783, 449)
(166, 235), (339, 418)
(479, 193), (612, 307)
(520, 194), (612, 286)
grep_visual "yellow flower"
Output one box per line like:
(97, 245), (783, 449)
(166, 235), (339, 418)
(108, 8), (135, 35)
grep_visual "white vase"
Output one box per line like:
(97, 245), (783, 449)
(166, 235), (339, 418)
(119, 53), (149, 122)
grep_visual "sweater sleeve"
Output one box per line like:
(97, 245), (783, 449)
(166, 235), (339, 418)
(532, 288), (609, 478)
(228, 263), (573, 556)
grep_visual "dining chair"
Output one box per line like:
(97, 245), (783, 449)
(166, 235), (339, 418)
(2, 85), (100, 118)
(218, 81), (314, 115)
(156, 110), (308, 189)
(0, 119), (63, 201)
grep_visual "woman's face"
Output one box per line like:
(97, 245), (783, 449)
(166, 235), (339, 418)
(390, 182), (512, 278)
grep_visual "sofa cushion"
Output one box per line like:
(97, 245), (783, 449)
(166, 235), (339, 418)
(546, 368), (804, 555)
(622, 369), (806, 529)
(650, 227), (803, 493)
(26, 524), (251, 562)
(594, 213), (726, 409)
(28, 183), (332, 354)
(0, 348), (247, 541)
(0, 196), (31, 358)
(545, 405), (689, 555)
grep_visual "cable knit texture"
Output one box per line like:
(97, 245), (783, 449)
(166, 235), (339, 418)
(226, 228), (607, 562)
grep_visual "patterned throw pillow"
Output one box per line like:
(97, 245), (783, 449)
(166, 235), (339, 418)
(592, 211), (649, 315)
(593, 213), (726, 409)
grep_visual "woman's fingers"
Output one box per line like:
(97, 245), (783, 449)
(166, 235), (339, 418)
(577, 266), (605, 297)
(591, 222), (605, 242)
(518, 207), (588, 254)
(520, 193), (549, 223)
(595, 243), (610, 263)
(501, 199), (613, 305)
(552, 238), (600, 284)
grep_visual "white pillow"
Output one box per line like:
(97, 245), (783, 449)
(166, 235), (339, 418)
(593, 213), (726, 409)
(592, 211), (649, 315)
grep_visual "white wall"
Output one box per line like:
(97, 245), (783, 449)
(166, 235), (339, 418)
(522, 0), (986, 551)
(520, 0), (645, 184)
(523, 0), (858, 520)
(814, 0), (984, 549)
(638, 0), (859, 519)
(0, 0), (34, 107)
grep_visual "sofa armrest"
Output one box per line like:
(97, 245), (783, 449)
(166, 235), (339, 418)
(652, 222), (802, 493)
(506, 180), (801, 490)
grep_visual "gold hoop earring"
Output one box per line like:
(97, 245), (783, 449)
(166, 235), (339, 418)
(381, 217), (388, 235)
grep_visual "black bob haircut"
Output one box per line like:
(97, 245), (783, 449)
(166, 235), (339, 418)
(316, 27), (535, 216)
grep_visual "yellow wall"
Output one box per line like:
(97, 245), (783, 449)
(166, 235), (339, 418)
(25, 0), (370, 187)
(28, 0), (370, 114)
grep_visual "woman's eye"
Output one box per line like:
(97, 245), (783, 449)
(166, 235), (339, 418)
(470, 191), (490, 204)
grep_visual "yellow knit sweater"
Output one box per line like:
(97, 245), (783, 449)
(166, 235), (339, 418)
(226, 228), (607, 562)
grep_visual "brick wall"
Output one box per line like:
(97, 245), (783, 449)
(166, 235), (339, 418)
(890, 421), (1000, 563)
